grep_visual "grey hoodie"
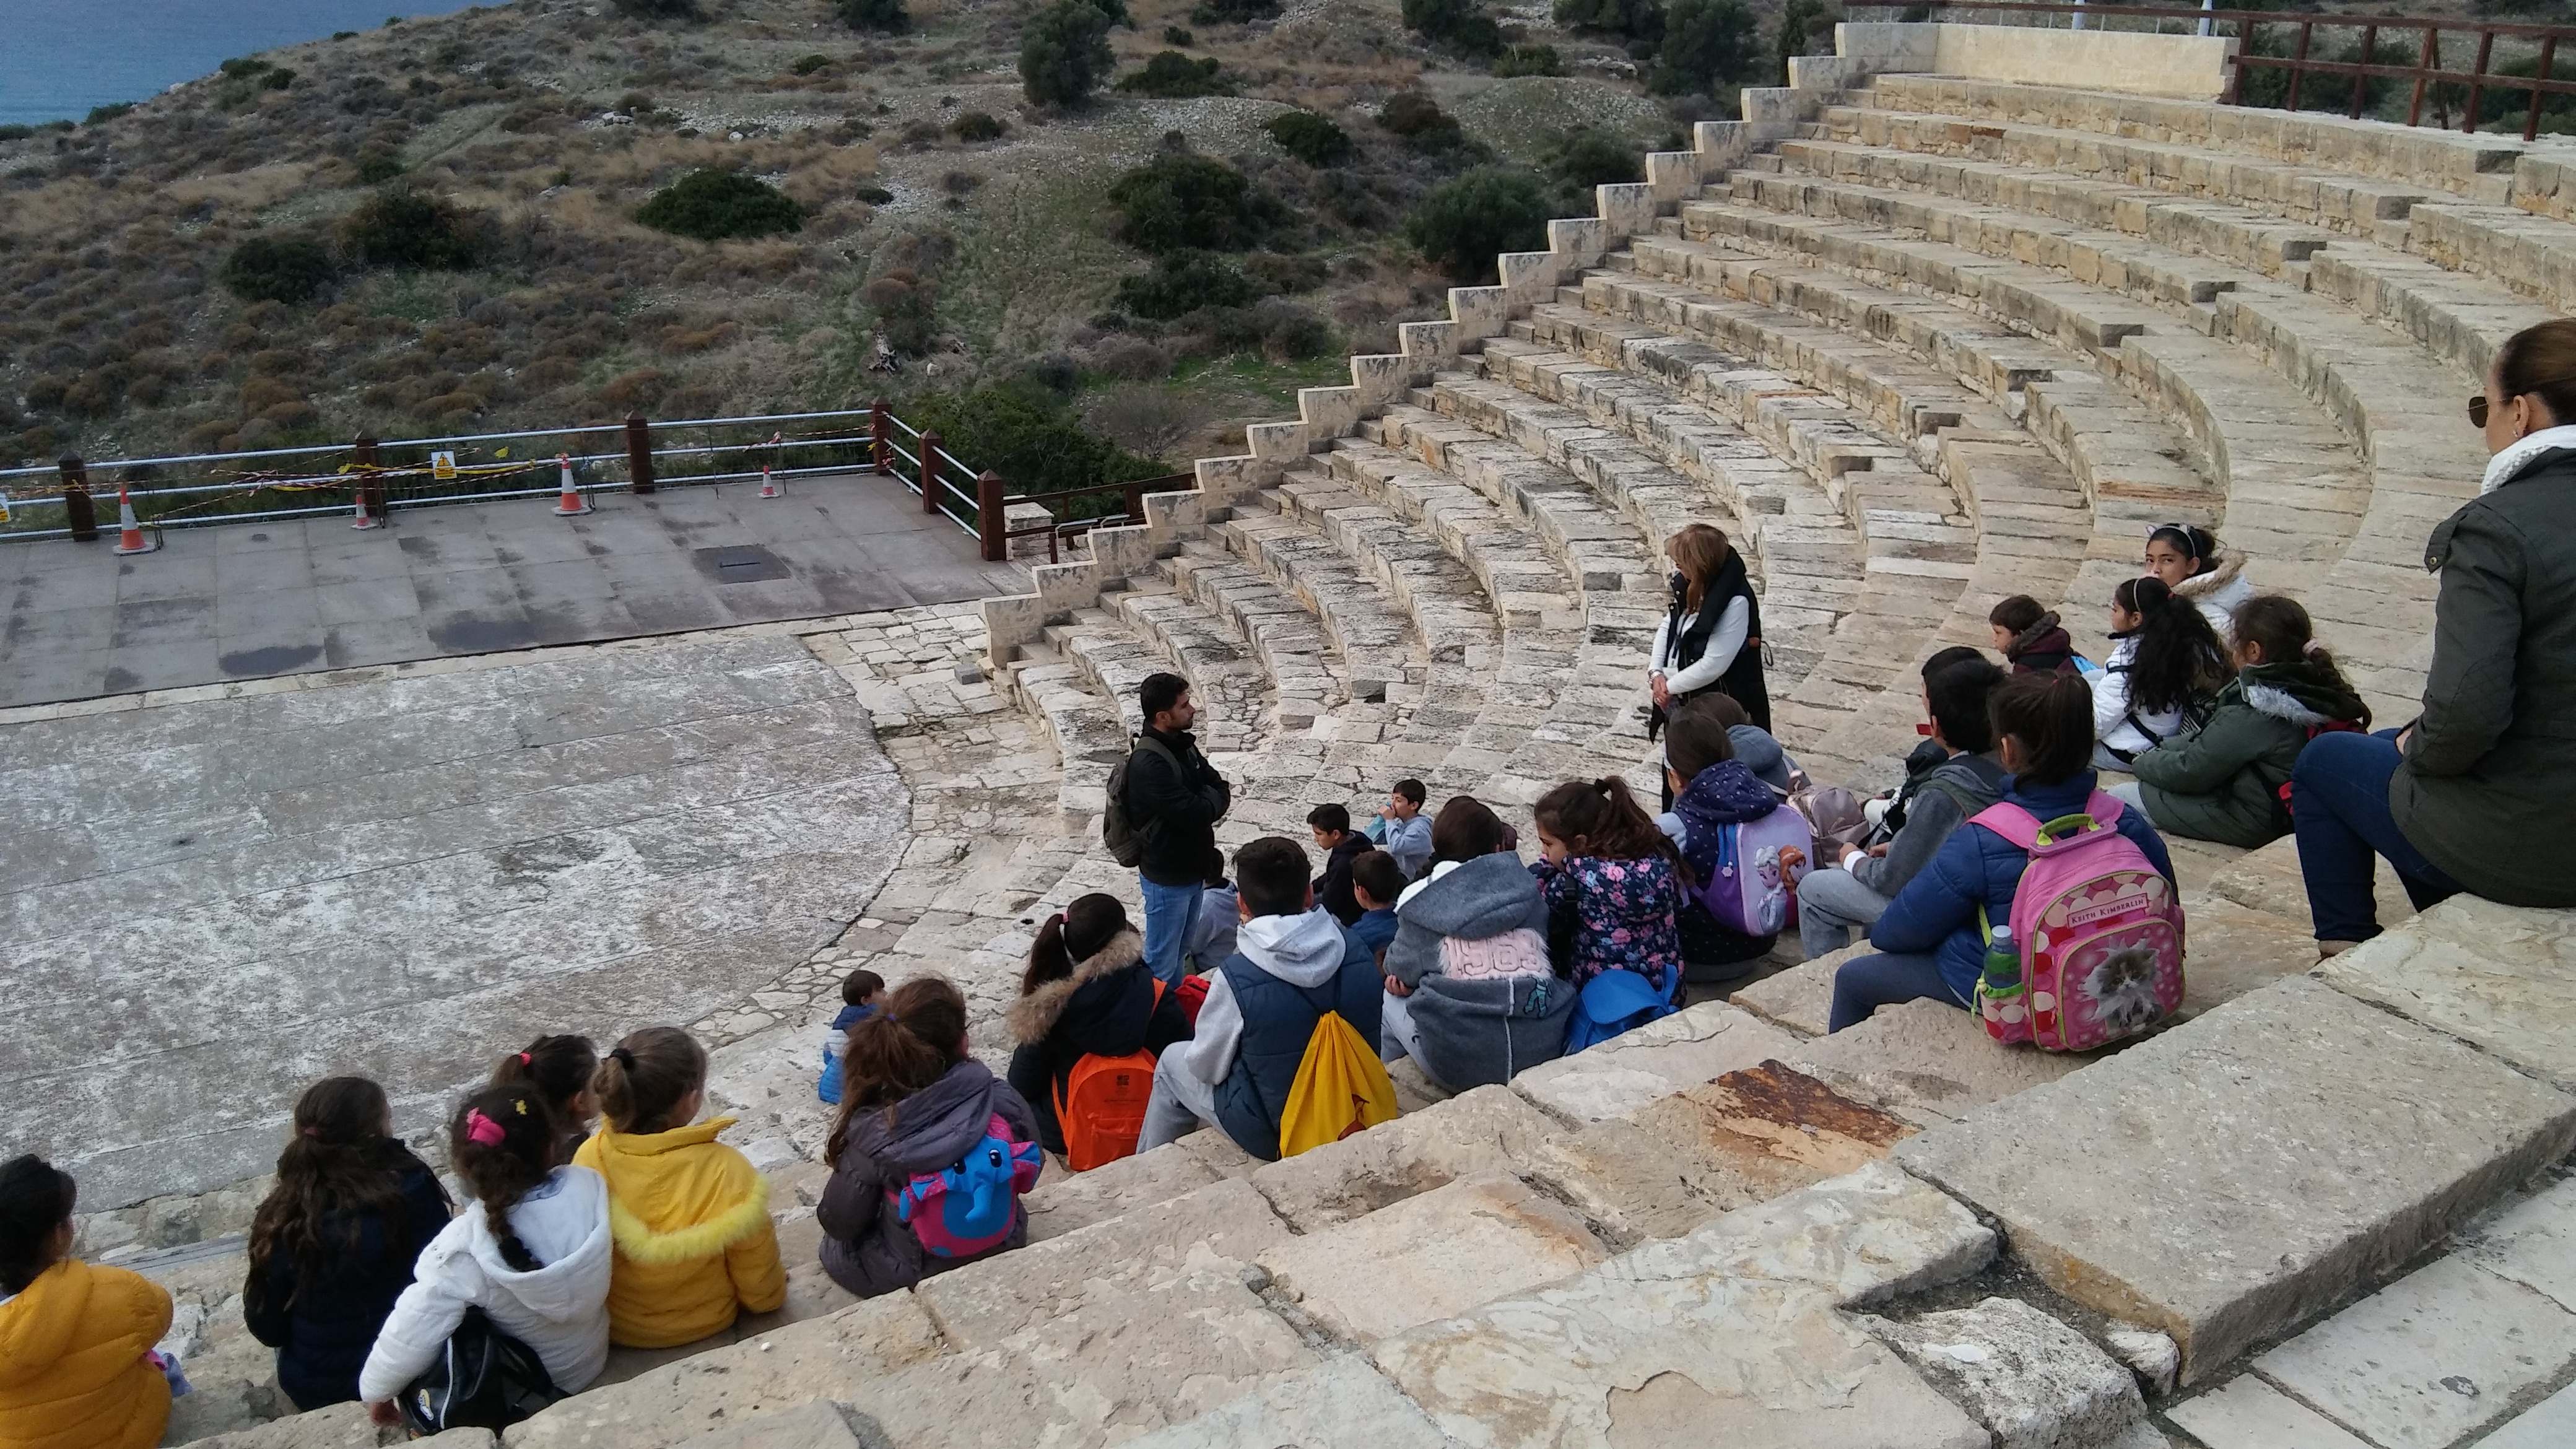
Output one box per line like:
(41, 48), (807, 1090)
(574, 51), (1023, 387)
(1384, 853), (1573, 1092)
(1847, 749), (2008, 902)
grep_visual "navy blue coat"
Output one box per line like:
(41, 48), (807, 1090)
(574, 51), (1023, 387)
(1212, 926), (1380, 1162)
(243, 1152), (451, 1411)
(1867, 772), (2177, 1004)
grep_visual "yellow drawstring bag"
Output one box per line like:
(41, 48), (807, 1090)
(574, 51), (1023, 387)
(1277, 1011), (1399, 1158)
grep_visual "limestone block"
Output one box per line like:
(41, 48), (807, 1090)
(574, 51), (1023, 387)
(689, 1403), (862, 1449)
(2481, 1379), (2576, 1449)
(1255, 1172), (1608, 1342)
(503, 1294), (945, 1448)
(2165, 1375), (2372, 1449)
(1386, 1054), (1454, 1114)
(915, 1177), (1289, 1348)
(1783, 999), (2086, 1128)
(1521, 1116), (1751, 1244)
(2317, 894), (2576, 1092)
(1729, 947), (1848, 1036)
(2252, 1256), (2576, 1449)
(1369, 1162), (1995, 1449)
(1248, 1084), (1561, 1231)
(1120, 1355), (1463, 1449)
(1894, 978), (2576, 1382)
(1862, 1297), (2146, 1449)
(1020, 1140), (1221, 1243)
(2104, 1325), (2180, 1399)
(2462, 1177), (2576, 1315)
(1511, 1003), (1801, 1124)
(187, 1404), (381, 1449)
(1624, 1062), (1918, 1204)
(2175, 897), (2319, 1018)
(418, 1433), (498, 1449)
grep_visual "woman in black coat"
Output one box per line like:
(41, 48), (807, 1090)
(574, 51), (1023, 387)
(1004, 894), (1192, 1156)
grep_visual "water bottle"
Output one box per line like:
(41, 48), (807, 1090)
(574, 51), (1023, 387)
(1982, 921), (2021, 990)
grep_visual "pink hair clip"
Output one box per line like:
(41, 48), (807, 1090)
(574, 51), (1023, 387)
(463, 1109), (507, 1147)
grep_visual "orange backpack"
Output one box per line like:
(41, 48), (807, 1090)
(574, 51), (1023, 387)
(1052, 980), (1166, 1172)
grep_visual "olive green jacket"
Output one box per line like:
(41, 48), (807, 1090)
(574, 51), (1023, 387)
(2133, 663), (2369, 849)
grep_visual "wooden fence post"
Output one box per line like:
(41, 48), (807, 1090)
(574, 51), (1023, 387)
(59, 455), (97, 542)
(353, 433), (387, 522)
(978, 471), (1006, 562)
(920, 431), (942, 515)
(1123, 479), (1148, 526)
(871, 400), (891, 476)
(625, 413), (656, 495)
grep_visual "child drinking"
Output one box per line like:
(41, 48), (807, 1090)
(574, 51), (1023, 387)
(574, 1028), (784, 1349)
(0, 1155), (175, 1449)
(1530, 777), (1686, 995)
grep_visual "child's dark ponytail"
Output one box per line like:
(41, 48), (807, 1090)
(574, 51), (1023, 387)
(494, 1035), (598, 1130)
(1020, 894), (1130, 995)
(0, 1155), (76, 1296)
(1534, 776), (1678, 869)
(590, 1027), (706, 1135)
(2116, 575), (2227, 718)
(2230, 596), (2370, 728)
(450, 1084), (557, 1274)
(825, 977), (969, 1167)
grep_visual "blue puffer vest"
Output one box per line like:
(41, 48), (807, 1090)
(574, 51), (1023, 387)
(1211, 926), (1380, 1162)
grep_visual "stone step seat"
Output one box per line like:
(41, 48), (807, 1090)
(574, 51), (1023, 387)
(1204, 498), (1430, 713)
(1038, 607), (1264, 763)
(1151, 541), (1349, 733)
(996, 651), (1125, 824)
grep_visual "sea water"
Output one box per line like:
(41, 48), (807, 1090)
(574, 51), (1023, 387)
(0, 1), (479, 127)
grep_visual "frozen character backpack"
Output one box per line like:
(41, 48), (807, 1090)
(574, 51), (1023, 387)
(1968, 794), (2185, 1052)
(1697, 807), (1812, 936)
(889, 1113), (1043, 1258)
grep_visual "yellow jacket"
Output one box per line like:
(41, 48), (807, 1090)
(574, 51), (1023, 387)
(573, 1117), (785, 1348)
(0, 1259), (173, 1449)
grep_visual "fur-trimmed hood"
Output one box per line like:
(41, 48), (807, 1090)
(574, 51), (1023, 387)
(2237, 661), (2367, 729)
(1007, 928), (1143, 1044)
(2172, 549), (2245, 602)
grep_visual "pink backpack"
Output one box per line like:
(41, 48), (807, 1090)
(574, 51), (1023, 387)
(1969, 794), (2185, 1052)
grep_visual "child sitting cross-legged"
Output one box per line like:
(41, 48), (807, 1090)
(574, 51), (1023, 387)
(0, 1155), (176, 1449)
(1379, 796), (1569, 1092)
(357, 1083), (614, 1425)
(1653, 697), (1788, 977)
(575, 1029), (783, 1348)
(820, 976), (1044, 1299)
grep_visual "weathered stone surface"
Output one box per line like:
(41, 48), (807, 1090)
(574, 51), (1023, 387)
(1388, 1055), (1457, 1114)
(1623, 1061), (1917, 1203)
(1729, 949), (1848, 1037)
(188, 1404), (381, 1449)
(2175, 897), (2321, 1019)
(1021, 1141), (1221, 1243)
(1895, 978), (2576, 1382)
(2166, 1375), (2373, 1449)
(2252, 1256), (2576, 1449)
(1249, 1085), (1562, 1230)
(503, 1294), (945, 1448)
(916, 1177), (1289, 1348)
(2461, 1177), (2576, 1315)
(1783, 999), (2086, 1127)
(1521, 1117), (1751, 1244)
(1511, 1003), (1801, 1123)
(1256, 1172), (1608, 1342)
(417, 1432), (497, 1449)
(2317, 895), (2576, 1091)
(2481, 1378), (2576, 1449)
(2202, 832), (2417, 929)
(690, 1401), (864, 1449)
(1863, 1297), (2145, 1449)
(1370, 1162), (1995, 1449)
(1121, 1356), (1464, 1449)
(2104, 1325), (2180, 1398)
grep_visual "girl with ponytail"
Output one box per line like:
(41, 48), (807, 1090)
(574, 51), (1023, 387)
(356, 1083), (614, 1423)
(2093, 575), (2229, 769)
(1531, 775), (1687, 994)
(243, 1077), (451, 1411)
(493, 1034), (599, 1163)
(1833, 673), (2178, 1032)
(817, 976), (1043, 1299)
(1003, 895), (1189, 1156)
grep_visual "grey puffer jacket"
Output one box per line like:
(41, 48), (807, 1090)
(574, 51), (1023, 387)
(817, 1060), (1041, 1300)
(1384, 853), (1573, 1092)
(2393, 447), (2576, 905)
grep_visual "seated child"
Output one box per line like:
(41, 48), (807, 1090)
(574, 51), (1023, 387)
(245, 1078), (453, 1411)
(1653, 698), (1783, 977)
(1139, 837), (1381, 1162)
(2113, 596), (2369, 849)
(1798, 655), (2008, 959)
(1308, 803), (1372, 926)
(820, 977), (1043, 1298)
(1835, 674), (2176, 1032)
(1866, 647), (1990, 837)
(575, 1029), (784, 1348)
(1185, 853), (1238, 975)
(1379, 797), (1567, 1091)
(1991, 595), (2080, 676)
(1531, 778), (1686, 995)
(817, 970), (887, 1105)
(1681, 691), (1803, 794)
(1004, 894), (1191, 1155)
(496, 1034), (601, 1164)
(359, 1084), (614, 1421)
(2092, 575), (2227, 771)
(0, 1155), (175, 1449)
(1347, 849), (1406, 964)
(1375, 780), (1433, 880)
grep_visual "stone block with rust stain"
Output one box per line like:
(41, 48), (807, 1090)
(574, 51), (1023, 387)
(1621, 1060), (1919, 1206)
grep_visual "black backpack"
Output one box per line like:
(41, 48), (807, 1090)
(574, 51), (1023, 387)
(400, 1307), (561, 1434)
(1102, 736), (1178, 868)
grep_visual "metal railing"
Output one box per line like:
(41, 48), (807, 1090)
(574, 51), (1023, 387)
(1884, 2), (2576, 140)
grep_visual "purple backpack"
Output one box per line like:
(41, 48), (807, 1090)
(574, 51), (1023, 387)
(1695, 804), (1812, 936)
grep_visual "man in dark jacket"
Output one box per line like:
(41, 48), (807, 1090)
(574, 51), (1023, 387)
(1126, 672), (1231, 987)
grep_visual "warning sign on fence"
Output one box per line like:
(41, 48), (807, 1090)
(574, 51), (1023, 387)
(0, 494), (11, 524)
(431, 451), (458, 480)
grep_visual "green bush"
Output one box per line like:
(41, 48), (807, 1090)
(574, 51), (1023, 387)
(949, 110), (1008, 141)
(1115, 251), (1259, 319)
(1547, 128), (1643, 190)
(1163, 25), (1195, 43)
(856, 183), (896, 203)
(84, 102), (135, 125)
(1107, 152), (1278, 253)
(1021, 0), (1116, 107)
(1653, 0), (1760, 95)
(1773, 0), (1832, 84)
(1117, 51), (1233, 97)
(339, 186), (486, 269)
(1402, 166), (1554, 281)
(635, 170), (805, 240)
(1378, 90), (1466, 150)
(863, 268), (939, 354)
(910, 385), (1167, 503)
(836, 0), (909, 32)
(1264, 110), (1353, 165)
(1401, 0), (1505, 55)
(1493, 43), (1565, 77)
(1188, 0), (1280, 20)
(1553, 0), (1663, 40)
(220, 235), (337, 303)
(791, 53), (833, 74)
(355, 148), (404, 183)
(0, 124), (32, 142)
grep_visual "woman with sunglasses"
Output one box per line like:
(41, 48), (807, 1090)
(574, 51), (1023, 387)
(2142, 521), (2250, 636)
(2288, 317), (2576, 954)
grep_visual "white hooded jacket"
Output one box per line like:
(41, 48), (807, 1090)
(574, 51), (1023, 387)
(356, 1165), (614, 1403)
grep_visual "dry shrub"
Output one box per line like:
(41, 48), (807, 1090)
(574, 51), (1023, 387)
(239, 376), (302, 413)
(521, 355), (583, 388)
(1086, 335), (1172, 380)
(599, 368), (670, 412)
(655, 321), (741, 355)
(1081, 384), (1206, 460)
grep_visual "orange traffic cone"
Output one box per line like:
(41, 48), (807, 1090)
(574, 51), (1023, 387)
(757, 464), (781, 500)
(552, 453), (590, 516)
(112, 484), (157, 555)
(350, 483), (381, 531)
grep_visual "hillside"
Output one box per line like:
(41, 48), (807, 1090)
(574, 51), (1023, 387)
(0, 0), (1743, 483)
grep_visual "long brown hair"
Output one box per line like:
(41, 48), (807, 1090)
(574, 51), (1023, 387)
(1533, 776), (1677, 868)
(450, 1083), (557, 1274)
(1664, 523), (1733, 614)
(825, 976), (969, 1166)
(2230, 596), (2370, 728)
(247, 1077), (445, 1299)
(591, 1027), (706, 1136)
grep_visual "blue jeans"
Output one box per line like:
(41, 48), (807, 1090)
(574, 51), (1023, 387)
(2290, 729), (2460, 944)
(1139, 875), (1203, 988)
(1829, 951), (1966, 1033)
